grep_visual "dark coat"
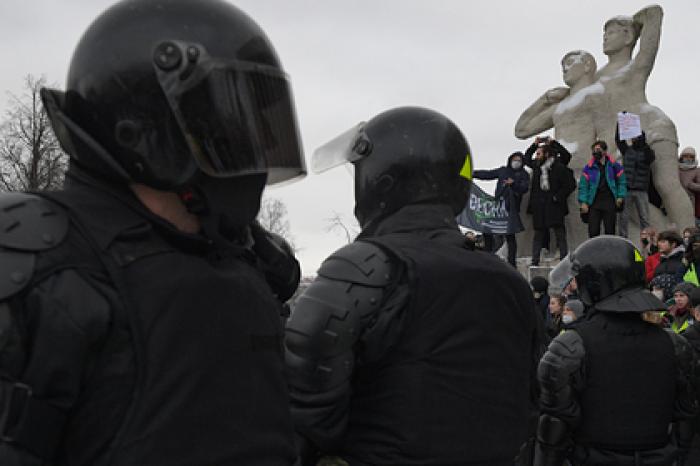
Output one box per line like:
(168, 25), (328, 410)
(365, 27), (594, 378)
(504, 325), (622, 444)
(473, 153), (530, 234)
(524, 141), (576, 229)
(653, 247), (686, 280)
(616, 129), (655, 191)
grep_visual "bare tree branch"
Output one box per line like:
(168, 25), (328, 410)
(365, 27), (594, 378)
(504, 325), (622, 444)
(0, 74), (68, 192)
(325, 211), (359, 244)
(257, 196), (298, 252)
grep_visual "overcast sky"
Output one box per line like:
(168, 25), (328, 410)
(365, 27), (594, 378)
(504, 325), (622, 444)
(1, 0), (698, 274)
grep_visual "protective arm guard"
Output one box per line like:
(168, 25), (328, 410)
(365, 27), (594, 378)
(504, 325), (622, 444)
(0, 193), (111, 464)
(666, 331), (699, 460)
(285, 241), (397, 460)
(534, 330), (585, 466)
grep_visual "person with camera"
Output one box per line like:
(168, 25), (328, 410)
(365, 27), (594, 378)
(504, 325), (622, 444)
(616, 124), (655, 238)
(578, 140), (627, 237)
(524, 136), (576, 265)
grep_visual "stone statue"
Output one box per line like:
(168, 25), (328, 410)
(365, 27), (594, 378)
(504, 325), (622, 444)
(514, 4), (692, 256)
(594, 5), (691, 229)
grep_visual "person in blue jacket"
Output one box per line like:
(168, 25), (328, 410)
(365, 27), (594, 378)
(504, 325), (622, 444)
(473, 151), (530, 266)
(578, 140), (627, 237)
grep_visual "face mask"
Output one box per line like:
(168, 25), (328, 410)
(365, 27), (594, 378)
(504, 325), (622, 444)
(642, 238), (649, 246)
(562, 314), (574, 324)
(593, 150), (603, 159)
(652, 289), (664, 300)
(511, 161), (522, 170)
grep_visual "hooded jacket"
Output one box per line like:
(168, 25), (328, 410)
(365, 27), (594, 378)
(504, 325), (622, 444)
(473, 153), (530, 234)
(615, 130), (655, 191)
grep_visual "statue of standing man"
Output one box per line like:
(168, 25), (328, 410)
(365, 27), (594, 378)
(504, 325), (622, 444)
(515, 4), (692, 250)
(595, 5), (692, 228)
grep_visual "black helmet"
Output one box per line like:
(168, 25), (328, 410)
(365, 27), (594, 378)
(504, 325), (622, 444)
(312, 106), (472, 228)
(550, 235), (663, 312)
(41, 0), (305, 192)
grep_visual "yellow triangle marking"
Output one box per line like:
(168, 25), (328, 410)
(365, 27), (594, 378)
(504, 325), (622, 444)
(634, 249), (643, 262)
(460, 154), (472, 180)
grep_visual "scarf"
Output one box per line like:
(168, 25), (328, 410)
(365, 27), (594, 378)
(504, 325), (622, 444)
(680, 160), (698, 171)
(540, 157), (555, 191)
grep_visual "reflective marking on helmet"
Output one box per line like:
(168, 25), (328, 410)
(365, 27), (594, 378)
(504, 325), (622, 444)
(634, 249), (643, 262)
(460, 154), (472, 180)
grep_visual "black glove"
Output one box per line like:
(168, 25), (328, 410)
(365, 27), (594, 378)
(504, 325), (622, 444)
(250, 221), (300, 302)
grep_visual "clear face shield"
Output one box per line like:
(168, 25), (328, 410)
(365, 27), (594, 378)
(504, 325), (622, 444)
(549, 255), (575, 291)
(311, 122), (369, 175)
(153, 40), (306, 186)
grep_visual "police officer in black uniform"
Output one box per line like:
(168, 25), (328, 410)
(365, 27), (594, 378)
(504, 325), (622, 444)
(537, 236), (698, 466)
(0, 1), (305, 464)
(285, 107), (543, 465)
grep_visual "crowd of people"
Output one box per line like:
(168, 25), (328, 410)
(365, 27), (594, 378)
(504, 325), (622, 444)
(473, 129), (700, 267)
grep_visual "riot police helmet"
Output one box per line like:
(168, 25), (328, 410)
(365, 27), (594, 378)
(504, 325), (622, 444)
(550, 235), (664, 313)
(41, 0), (305, 194)
(312, 106), (472, 228)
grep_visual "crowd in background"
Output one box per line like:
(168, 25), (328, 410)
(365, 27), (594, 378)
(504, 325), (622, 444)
(471, 120), (700, 269)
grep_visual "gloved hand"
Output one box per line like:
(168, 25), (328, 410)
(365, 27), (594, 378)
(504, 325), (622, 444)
(250, 221), (300, 302)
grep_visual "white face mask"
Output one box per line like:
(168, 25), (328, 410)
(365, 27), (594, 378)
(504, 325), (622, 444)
(652, 289), (665, 301)
(511, 161), (522, 170)
(562, 314), (574, 324)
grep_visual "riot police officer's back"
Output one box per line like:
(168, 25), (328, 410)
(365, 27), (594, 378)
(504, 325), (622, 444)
(537, 236), (698, 466)
(286, 107), (543, 465)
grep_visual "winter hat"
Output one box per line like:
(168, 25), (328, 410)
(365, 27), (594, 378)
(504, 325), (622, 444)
(649, 274), (675, 302)
(564, 299), (585, 318)
(680, 146), (697, 158)
(530, 276), (549, 293)
(672, 281), (696, 298)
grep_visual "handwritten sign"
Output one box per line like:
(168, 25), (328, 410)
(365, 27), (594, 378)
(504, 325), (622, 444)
(618, 112), (642, 140)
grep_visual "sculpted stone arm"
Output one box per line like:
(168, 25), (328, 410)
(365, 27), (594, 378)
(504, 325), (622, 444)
(515, 91), (560, 139)
(632, 5), (663, 73)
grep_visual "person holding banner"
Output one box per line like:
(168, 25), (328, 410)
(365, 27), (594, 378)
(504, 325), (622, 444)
(473, 151), (530, 266)
(616, 112), (655, 238)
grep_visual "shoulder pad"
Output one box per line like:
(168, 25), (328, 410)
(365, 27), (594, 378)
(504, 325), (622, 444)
(317, 240), (395, 287)
(0, 249), (35, 300)
(548, 329), (585, 356)
(0, 193), (68, 251)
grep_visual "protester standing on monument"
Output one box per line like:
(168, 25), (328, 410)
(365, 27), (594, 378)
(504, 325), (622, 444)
(537, 236), (698, 466)
(0, 1), (305, 464)
(524, 137), (576, 265)
(287, 107), (542, 465)
(473, 152), (530, 266)
(578, 140), (627, 237)
(679, 146), (700, 227)
(616, 124), (655, 238)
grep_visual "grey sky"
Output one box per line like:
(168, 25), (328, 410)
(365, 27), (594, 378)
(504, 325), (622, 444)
(1, 0), (698, 274)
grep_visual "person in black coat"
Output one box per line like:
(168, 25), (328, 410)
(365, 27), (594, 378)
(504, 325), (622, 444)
(474, 151), (530, 266)
(524, 137), (576, 265)
(616, 126), (655, 238)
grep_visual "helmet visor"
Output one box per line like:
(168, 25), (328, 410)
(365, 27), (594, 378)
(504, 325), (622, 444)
(311, 122), (367, 173)
(549, 255), (574, 291)
(154, 42), (306, 185)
